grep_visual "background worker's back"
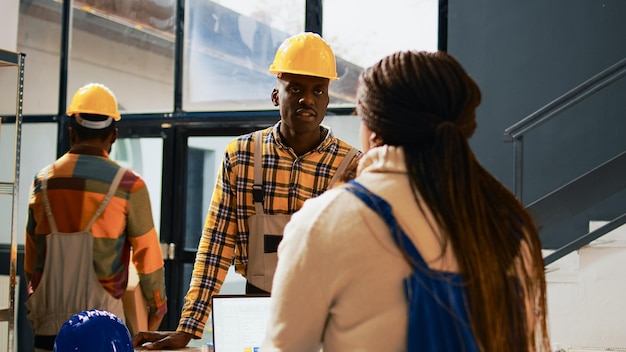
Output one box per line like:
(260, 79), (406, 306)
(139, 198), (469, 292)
(24, 83), (167, 352)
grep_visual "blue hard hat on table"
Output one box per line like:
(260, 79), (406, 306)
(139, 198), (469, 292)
(54, 309), (133, 352)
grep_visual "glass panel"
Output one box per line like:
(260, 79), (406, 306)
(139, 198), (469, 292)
(324, 0), (439, 107)
(0, 197), (11, 245)
(325, 0), (439, 67)
(110, 137), (164, 237)
(0, 117), (18, 244)
(0, 59), (18, 117)
(68, 0), (176, 114)
(0, 116), (17, 183)
(185, 136), (234, 250)
(0, 122), (57, 245)
(323, 114), (362, 150)
(183, 0), (305, 111)
(17, 0), (61, 115)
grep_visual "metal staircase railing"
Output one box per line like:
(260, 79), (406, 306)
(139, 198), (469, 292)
(503, 57), (626, 265)
(504, 57), (626, 199)
(543, 212), (626, 266)
(527, 151), (626, 265)
(526, 151), (626, 234)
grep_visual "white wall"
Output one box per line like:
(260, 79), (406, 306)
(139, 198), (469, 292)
(546, 222), (626, 350)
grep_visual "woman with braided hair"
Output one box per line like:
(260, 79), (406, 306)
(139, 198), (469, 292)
(261, 51), (551, 352)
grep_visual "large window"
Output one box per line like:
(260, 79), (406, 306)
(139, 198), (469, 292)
(17, 0), (62, 115)
(68, 0), (176, 114)
(183, 0), (439, 111)
(183, 0), (306, 111)
(18, 0), (176, 115)
(17, 0), (439, 115)
(324, 0), (439, 69)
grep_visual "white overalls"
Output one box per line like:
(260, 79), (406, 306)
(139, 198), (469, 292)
(25, 166), (127, 351)
(246, 130), (358, 292)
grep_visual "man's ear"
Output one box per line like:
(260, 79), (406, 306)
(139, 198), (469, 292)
(109, 128), (118, 145)
(271, 88), (279, 106)
(69, 126), (77, 145)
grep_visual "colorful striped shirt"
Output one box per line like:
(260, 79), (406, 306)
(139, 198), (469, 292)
(24, 144), (167, 317)
(178, 122), (360, 338)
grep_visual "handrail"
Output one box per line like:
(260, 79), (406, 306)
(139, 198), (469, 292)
(500, 57), (626, 267)
(544, 212), (626, 266)
(527, 150), (626, 241)
(504, 57), (626, 141)
(502, 57), (626, 201)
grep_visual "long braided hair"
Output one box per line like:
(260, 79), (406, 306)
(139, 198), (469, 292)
(356, 51), (550, 351)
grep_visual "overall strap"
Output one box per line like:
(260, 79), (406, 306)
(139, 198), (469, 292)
(83, 167), (126, 232)
(41, 165), (58, 234)
(328, 147), (359, 188)
(253, 130), (264, 215)
(344, 180), (426, 269)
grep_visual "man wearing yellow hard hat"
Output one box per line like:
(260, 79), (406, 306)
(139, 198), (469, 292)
(24, 83), (168, 352)
(133, 32), (360, 349)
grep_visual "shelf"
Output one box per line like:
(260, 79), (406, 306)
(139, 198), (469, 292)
(0, 50), (20, 67)
(0, 48), (25, 352)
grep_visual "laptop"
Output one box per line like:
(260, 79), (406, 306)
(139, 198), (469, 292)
(211, 294), (272, 352)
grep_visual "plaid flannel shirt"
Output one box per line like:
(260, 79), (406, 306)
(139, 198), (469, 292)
(178, 122), (359, 337)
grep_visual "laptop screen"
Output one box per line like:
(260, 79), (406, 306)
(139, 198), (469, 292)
(211, 294), (272, 352)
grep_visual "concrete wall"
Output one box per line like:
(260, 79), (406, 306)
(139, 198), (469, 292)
(546, 222), (626, 349)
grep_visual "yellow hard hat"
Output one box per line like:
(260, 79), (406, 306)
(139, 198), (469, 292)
(67, 83), (121, 121)
(269, 32), (338, 80)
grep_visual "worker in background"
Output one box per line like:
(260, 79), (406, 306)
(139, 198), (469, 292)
(24, 83), (168, 352)
(132, 32), (360, 349)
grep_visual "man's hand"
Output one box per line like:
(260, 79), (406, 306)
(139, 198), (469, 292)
(132, 331), (194, 350)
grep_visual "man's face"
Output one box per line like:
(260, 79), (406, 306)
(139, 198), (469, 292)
(271, 73), (330, 134)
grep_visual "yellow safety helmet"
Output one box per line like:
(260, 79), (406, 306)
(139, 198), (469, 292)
(269, 32), (338, 80)
(67, 83), (121, 121)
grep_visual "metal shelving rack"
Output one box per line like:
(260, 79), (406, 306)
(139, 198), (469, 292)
(0, 48), (25, 352)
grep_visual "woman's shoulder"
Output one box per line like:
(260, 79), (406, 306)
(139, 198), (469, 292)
(292, 184), (386, 239)
(288, 187), (364, 232)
